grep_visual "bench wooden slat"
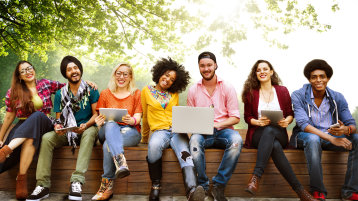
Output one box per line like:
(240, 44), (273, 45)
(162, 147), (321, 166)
(0, 127), (351, 198)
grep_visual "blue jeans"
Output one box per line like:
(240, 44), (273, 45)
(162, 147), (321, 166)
(189, 128), (243, 190)
(297, 132), (358, 197)
(147, 129), (194, 168)
(99, 122), (141, 179)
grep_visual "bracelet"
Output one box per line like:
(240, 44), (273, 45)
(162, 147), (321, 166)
(132, 117), (137, 126)
(347, 126), (351, 136)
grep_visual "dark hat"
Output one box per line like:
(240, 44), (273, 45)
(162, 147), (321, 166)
(198, 51), (216, 63)
(60, 56), (83, 78)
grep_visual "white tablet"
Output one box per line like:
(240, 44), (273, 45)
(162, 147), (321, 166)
(261, 110), (284, 125)
(55, 126), (79, 131)
(99, 108), (128, 122)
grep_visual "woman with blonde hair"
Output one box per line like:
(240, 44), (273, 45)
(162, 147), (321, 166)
(92, 63), (142, 200)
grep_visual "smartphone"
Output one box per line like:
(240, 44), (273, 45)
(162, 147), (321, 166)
(329, 123), (340, 129)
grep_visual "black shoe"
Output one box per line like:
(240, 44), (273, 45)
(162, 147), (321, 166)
(26, 186), (50, 201)
(211, 184), (228, 201)
(69, 182), (82, 201)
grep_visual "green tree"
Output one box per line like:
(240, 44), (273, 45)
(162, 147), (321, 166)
(1, 0), (339, 62)
(191, 0), (339, 57)
(0, 0), (195, 62)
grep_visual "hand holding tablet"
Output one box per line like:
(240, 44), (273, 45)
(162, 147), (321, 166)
(261, 110), (284, 125)
(99, 108), (128, 122)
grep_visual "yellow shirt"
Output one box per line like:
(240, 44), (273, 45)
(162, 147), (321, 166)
(141, 86), (178, 143)
(32, 94), (44, 110)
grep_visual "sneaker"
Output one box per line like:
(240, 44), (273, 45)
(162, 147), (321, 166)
(92, 178), (114, 200)
(69, 182), (82, 201)
(113, 153), (130, 179)
(26, 186), (49, 201)
(342, 192), (358, 201)
(211, 184), (228, 201)
(312, 191), (326, 201)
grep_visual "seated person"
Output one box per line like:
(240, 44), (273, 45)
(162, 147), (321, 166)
(290, 59), (358, 201)
(27, 56), (99, 201)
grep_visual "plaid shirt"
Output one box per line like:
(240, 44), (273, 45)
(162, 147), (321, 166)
(5, 79), (65, 118)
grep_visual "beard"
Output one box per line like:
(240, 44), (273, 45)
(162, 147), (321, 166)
(201, 71), (215, 81)
(67, 73), (82, 84)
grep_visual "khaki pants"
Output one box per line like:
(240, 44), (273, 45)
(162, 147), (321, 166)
(36, 126), (98, 188)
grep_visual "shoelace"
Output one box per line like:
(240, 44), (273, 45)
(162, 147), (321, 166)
(72, 182), (82, 193)
(251, 176), (258, 184)
(98, 180), (110, 193)
(32, 186), (44, 195)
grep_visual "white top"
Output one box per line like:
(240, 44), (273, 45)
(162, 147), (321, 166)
(258, 87), (281, 117)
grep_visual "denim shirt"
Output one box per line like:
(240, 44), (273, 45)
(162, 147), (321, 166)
(290, 84), (356, 148)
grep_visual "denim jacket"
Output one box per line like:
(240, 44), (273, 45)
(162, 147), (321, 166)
(289, 84), (356, 148)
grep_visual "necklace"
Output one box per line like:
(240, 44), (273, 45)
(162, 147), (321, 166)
(260, 87), (273, 109)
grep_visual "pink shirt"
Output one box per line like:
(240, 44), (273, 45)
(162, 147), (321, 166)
(187, 76), (240, 129)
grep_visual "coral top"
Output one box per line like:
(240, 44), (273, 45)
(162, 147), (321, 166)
(96, 88), (142, 132)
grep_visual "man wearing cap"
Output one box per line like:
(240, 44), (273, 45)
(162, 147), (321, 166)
(188, 51), (243, 201)
(27, 56), (99, 201)
(290, 59), (358, 201)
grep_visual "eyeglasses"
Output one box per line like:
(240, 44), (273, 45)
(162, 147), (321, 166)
(115, 71), (130, 78)
(19, 66), (34, 75)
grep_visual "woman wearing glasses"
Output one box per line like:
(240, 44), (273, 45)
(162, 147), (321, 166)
(0, 61), (66, 199)
(92, 63), (142, 200)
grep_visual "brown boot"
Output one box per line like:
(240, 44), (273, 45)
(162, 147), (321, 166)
(0, 145), (13, 163)
(245, 174), (260, 195)
(16, 173), (28, 200)
(297, 189), (319, 201)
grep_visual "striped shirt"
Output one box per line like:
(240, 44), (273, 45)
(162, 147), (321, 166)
(310, 89), (332, 133)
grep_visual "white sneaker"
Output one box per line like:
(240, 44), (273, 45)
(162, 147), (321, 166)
(68, 182), (82, 201)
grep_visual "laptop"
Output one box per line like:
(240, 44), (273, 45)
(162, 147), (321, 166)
(172, 106), (214, 135)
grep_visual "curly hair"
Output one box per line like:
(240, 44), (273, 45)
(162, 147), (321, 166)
(304, 59), (333, 80)
(241, 60), (282, 103)
(151, 57), (190, 93)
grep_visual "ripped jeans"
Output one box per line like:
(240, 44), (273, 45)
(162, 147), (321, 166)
(190, 128), (243, 190)
(147, 129), (194, 168)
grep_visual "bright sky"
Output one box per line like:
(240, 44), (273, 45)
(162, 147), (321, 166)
(174, 0), (358, 111)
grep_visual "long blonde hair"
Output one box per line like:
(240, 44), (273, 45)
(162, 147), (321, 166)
(108, 63), (137, 94)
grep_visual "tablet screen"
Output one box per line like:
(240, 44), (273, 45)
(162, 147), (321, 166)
(99, 108), (128, 122)
(261, 110), (283, 125)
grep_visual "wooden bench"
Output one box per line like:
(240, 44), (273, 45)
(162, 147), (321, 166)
(0, 128), (348, 198)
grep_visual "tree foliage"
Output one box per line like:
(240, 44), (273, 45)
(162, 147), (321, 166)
(191, 0), (339, 57)
(0, 0), (195, 62)
(1, 0), (340, 62)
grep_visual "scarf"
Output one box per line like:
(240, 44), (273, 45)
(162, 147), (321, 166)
(59, 80), (90, 149)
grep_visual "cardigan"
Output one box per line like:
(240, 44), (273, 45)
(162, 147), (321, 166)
(141, 86), (178, 143)
(243, 85), (294, 148)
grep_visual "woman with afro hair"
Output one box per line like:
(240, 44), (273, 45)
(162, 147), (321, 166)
(141, 57), (205, 201)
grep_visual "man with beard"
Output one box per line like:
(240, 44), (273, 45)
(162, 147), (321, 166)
(26, 56), (99, 201)
(188, 51), (243, 201)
